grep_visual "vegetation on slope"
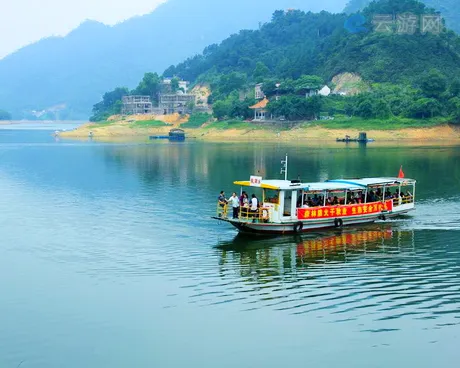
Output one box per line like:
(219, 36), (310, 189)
(94, 0), (460, 128)
(0, 0), (347, 120)
(345, 0), (460, 34)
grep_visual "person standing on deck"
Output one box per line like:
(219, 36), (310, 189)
(250, 194), (259, 216)
(228, 192), (240, 219)
(217, 191), (228, 218)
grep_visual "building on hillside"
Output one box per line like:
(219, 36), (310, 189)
(319, 85), (331, 96)
(122, 95), (153, 115)
(249, 97), (270, 121)
(148, 78), (196, 115)
(304, 87), (320, 97)
(162, 78), (189, 94)
(159, 94), (195, 115)
(255, 83), (265, 99)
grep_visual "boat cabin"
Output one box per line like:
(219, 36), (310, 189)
(217, 177), (415, 225)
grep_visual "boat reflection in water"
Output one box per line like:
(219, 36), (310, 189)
(216, 225), (415, 274)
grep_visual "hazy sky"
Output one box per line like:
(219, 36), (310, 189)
(0, 0), (166, 59)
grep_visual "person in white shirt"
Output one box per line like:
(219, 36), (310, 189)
(228, 192), (240, 219)
(250, 194), (258, 217)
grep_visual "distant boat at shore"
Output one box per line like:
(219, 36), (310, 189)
(336, 132), (374, 143)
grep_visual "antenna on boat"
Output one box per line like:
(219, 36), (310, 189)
(281, 154), (288, 181)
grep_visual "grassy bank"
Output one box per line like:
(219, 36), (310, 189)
(60, 113), (460, 142)
(311, 117), (447, 130)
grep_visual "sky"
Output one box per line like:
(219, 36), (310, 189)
(0, 0), (166, 59)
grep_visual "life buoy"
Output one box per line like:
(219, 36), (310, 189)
(334, 218), (343, 228)
(294, 221), (303, 233)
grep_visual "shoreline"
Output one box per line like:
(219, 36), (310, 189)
(59, 121), (460, 143)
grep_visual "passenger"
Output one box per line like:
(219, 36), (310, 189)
(333, 196), (339, 205)
(250, 194), (259, 216)
(217, 191), (228, 218)
(228, 192), (240, 219)
(376, 188), (382, 200)
(346, 192), (353, 204)
(241, 192), (249, 217)
(239, 191), (247, 206)
(218, 191), (227, 207)
(297, 194), (303, 208)
(368, 190), (376, 202)
(385, 189), (392, 199)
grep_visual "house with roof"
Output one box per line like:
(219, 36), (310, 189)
(249, 97), (270, 121)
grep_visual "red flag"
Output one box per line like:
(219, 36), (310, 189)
(398, 165), (405, 178)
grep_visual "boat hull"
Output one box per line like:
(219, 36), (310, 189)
(215, 214), (379, 235)
(214, 203), (415, 235)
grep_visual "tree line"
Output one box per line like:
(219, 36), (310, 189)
(91, 0), (460, 124)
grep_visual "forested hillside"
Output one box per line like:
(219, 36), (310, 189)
(93, 0), (460, 124)
(344, 0), (460, 33)
(168, 0), (460, 86)
(0, 0), (346, 119)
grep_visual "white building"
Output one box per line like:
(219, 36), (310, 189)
(318, 85), (331, 96)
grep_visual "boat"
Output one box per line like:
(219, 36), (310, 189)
(336, 132), (374, 143)
(213, 156), (416, 235)
(149, 128), (186, 141)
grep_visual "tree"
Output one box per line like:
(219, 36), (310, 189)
(230, 98), (255, 119)
(292, 75), (324, 93)
(449, 78), (460, 97)
(268, 95), (322, 120)
(212, 100), (231, 120)
(134, 72), (161, 103)
(0, 109), (12, 120)
(448, 97), (460, 122)
(407, 97), (441, 118)
(171, 77), (180, 93)
(90, 87), (129, 121)
(419, 69), (447, 99)
(253, 62), (270, 82)
(355, 98), (374, 118)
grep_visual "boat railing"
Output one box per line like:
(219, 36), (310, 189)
(238, 207), (271, 222)
(393, 196), (414, 206)
(216, 203), (270, 222)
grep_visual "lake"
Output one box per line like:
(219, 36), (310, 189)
(0, 126), (459, 368)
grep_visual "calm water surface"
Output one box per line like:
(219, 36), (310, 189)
(0, 128), (459, 367)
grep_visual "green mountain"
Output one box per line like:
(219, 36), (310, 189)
(344, 0), (460, 33)
(170, 0), (460, 86)
(145, 0), (460, 123)
(0, 0), (347, 120)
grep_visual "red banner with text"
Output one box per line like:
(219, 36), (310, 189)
(297, 200), (393, 220)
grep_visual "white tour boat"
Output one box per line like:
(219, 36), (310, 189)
(214, 156), (416, 235)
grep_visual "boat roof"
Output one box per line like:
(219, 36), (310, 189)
(234, 177), (416, 191)
(327, 177), (416, 187)
(233, 180), (364, 191)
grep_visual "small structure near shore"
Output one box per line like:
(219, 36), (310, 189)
(149, 128), (185, 142)
(336, 132), (374, 143)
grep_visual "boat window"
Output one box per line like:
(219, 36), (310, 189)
(264, 189), (280, 204)
(299, 191), (325, 207)
(325, 190), (347, 205)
